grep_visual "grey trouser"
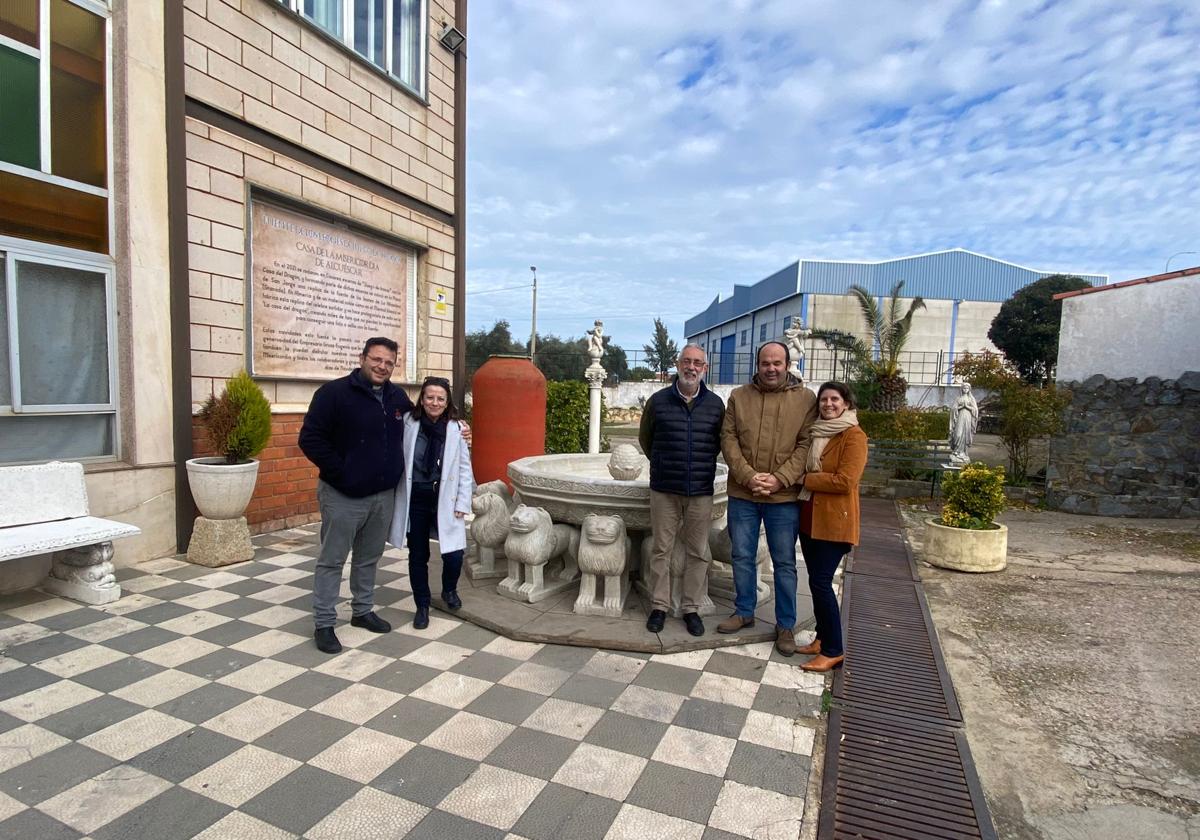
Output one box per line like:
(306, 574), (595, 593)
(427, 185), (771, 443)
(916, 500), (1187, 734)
(313, 481), (395, 629)
(648, 490), (714, 613)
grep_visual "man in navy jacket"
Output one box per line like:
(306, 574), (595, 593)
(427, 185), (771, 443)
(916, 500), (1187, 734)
(638, 344), (725, 637)
(300, 337), (411, 654)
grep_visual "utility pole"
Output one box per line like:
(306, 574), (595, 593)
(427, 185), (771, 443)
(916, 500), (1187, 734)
(529, 266), (538, 361)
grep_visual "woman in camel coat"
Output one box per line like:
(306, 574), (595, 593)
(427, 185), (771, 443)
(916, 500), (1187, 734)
(797, 381), (868, 672)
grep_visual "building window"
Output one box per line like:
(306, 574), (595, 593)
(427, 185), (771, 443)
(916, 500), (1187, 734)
(1, 243), (116, 463)
(740, 329), (747, 346)
(280, 0), (428, 97)
(0, 0), (110, 253)
(783, 315), (791, 329)
(759, 323), (767, 341)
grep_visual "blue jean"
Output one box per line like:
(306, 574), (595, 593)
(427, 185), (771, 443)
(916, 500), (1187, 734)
(727, 496), (799, 630)
(799, 532), (850, 657)
(313, 481), (394, 629)
(406, 483), (464, 608)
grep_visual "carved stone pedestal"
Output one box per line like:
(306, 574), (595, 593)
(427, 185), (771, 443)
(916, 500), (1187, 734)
(42, 542), (121, 605)
(188, 516), (254, 567)
(464, 544), (507, 581)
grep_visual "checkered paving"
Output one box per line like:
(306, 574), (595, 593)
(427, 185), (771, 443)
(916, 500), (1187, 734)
(0, 526), (824, 839)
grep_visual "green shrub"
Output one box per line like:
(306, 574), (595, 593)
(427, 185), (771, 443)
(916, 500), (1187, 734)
(999, 384), (1069, 484)
(941, 462), (1006, 529)
(858, 407), (949, 441)
(544, 381), (606, 454)
(199, 371), (272, 463)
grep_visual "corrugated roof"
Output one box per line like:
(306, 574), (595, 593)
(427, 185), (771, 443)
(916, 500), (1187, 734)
(686, 248), (1108, 335)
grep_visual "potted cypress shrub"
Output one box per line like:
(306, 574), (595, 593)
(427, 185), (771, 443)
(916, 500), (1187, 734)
(186, 371), (272, 520)
(924, 462), (1008, 572)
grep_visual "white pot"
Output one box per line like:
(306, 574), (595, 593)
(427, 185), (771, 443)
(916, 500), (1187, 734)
(186, 458), (260, 520)
(924, 517), (1008, 573)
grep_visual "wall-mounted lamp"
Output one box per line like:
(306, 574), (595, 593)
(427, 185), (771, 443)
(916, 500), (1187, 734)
(438, 23), (465, 53)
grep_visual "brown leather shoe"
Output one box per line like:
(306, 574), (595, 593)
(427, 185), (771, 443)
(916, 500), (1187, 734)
(800, 654), (844, 672)
(775, 628), (797, 657)
(717, 614), (755, 634)
(797, 638), (821, 656)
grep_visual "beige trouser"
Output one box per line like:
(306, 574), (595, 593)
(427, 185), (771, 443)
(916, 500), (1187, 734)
(648, 490), (714, 613)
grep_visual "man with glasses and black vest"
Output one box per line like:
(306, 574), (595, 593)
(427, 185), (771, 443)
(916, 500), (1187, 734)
(300, 338), (469, 654)
(639, 344), (726, 637)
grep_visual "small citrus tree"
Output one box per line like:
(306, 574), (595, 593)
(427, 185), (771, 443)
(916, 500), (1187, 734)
(940, 463), (1006, 530)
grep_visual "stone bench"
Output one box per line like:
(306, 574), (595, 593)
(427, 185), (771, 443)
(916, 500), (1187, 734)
(0, 462), (140, 605)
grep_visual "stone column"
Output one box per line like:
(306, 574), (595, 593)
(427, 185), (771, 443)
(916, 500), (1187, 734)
(586, 363), (604, 454)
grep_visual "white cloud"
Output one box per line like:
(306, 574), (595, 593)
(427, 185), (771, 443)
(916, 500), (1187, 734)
(466, 1), (1200, 353)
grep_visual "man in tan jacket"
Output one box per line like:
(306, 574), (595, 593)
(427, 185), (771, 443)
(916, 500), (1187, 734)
(717, 341), (818, 655)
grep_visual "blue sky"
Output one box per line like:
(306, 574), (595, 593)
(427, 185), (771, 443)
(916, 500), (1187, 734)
(464, 1), (1200, 352)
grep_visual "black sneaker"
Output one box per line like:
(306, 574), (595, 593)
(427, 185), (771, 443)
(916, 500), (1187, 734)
(314, 626), (342, 654)
(441, 591), (462, 611)
(350, 611), (391, 633)
(413, 606), (430, 630)
(646, 609), (666, 633)
(683, 612), (704, 637)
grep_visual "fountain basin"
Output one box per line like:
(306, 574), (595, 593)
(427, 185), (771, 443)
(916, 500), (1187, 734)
(507, 453), (728, 530)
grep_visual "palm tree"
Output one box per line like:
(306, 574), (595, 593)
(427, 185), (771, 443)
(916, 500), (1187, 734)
(811, 281), (926, 411)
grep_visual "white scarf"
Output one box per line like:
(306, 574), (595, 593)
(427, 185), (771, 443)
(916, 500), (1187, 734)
(798, 409), (859, 501)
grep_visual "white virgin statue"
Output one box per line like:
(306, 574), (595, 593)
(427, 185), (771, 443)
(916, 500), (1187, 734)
(948, 382), (979, 465)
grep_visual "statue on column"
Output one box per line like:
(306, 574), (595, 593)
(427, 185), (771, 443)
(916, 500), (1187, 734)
(587, 320), (606, 365)
(948, 381), (979, 465)
(783, 321), (809, 378)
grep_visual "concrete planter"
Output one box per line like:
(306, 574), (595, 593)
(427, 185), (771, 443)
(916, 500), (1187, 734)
(924, 517), (1008, 573)
(185, 458), (260, 520)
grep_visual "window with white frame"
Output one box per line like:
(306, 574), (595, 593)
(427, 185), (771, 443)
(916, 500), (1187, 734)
(1, 243), (117, 463)
(278, 0), (427, 97)
(0, 0), (110, 254)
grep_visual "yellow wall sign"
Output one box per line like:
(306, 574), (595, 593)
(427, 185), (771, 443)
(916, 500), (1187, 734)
(434, 288), (448, 315)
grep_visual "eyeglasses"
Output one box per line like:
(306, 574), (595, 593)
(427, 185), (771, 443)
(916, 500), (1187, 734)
(364, 355), (396, 368)
(678, 359), (707, 368)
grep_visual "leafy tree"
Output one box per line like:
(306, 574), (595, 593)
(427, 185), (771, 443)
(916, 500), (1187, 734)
(988, 274), (1091, 385)
(628, 366), (656, 382)
(466, 320), (523, 375)
(811, 282), (925, 410)
(642, 318), (679, 377)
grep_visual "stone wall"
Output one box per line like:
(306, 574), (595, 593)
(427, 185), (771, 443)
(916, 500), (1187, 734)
(1047, 372), (1200, 517)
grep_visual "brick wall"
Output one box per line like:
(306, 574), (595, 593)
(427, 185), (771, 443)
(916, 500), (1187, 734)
(193, 412), (320, 534)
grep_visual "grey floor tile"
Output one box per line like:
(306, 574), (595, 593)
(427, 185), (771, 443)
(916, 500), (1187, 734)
(99, 626), (183, 655)
(356, 630), (427, 660)
(175, 649), (261, 681)
(370, 745), (477, 806)
(138, 581), (207, 602)
(3, 633), (89, 664)
(275, 616), (317, 637)
(366, 697), (457, 741)
(632, 661), (704, 695)
(704, 827), (752, 840)
(254, 710), (357, 761)
(436, 621), (498, 650)
(0, 710), (22, 735)
(725, 740), (810, 797)
(242, 765), (361, 834)
(486, 727), (578, 780)
(626, 760), (725, 824)
(449, 651), (523, 683)
(706, 650), (770, 682)
(122, 602), (197, 626)
(265, 672), (354, 708)
(160, 563), (223, 581)
(673, 698), (750, 739)
(230, 561), (279, 578)
(552, 673), (628, 709)
(0, 743), (118, 805)
(0, 807), (83, 840)
(0, 665), (58, 702)
(0, 590), (47, 611)
(193, 619), (267, 647)
(208, 596), (278, 619)
(529, 644), (596, 672)
(279, 594), (314, 613)
(156, 682), (255, 725)
(511, 782), (621, 840)
(361, 661), (442, 695)
(271, 637), (335, 669)
(72, 657), (164, 693)
(407, 809), (505, 840)
(583, 710), (669, 758)
(464, 685), (545, 726)
(127, 727), (245, 783)
(90, 786), (230, 840)
(36, 608), (112, 633)
(217, 578), (279, 597)
(39, 694), (147, 741)
(752, 684), (822, 718)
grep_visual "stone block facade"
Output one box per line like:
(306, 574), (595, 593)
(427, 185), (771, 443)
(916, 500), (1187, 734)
(1047, 372), (1200, 517)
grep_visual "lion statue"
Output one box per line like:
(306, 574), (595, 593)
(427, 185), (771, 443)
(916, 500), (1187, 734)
(499, 505), (579, 602)
(467, 491), (513, 579)
(574, 514), (631, 617)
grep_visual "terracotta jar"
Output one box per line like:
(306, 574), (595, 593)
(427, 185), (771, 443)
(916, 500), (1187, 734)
(471, 355), (546, 487)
